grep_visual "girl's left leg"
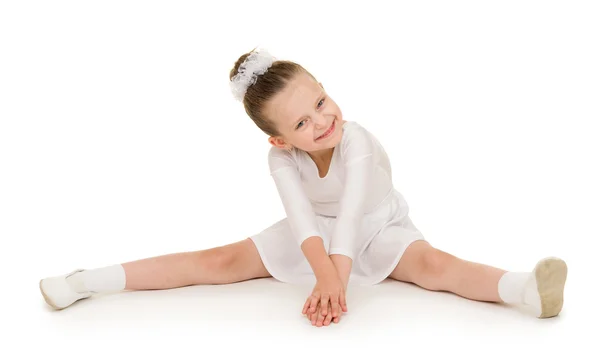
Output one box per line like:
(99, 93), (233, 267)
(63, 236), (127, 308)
(388, 240), (568, 318)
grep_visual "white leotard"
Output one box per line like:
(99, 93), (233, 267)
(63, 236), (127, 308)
(267, 121), (394, 260)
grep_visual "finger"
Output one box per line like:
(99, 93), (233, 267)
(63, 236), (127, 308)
(311, 305), (319, 325)
(340, 290), (348, 312)
(333, 303), (342, 323)
(320, 294), (330, 316)
(330, 295), (340, 318)
(327, 314), (334, 326)
(310, 295), (319, 314)
(324, 303), (333, 326)
(306, 304), (313, 320)
(317, 304), (326, 326)
(302, 297), (312, 314)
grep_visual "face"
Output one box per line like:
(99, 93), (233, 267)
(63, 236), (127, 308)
(265, 72), (344, 155)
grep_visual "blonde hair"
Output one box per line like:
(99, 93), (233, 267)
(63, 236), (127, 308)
(229, 48), (317, 137)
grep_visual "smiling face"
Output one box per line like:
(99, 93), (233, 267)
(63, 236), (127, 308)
(265, 71), (344, 155)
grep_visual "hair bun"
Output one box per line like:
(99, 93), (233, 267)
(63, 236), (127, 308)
(230, 48), (276, 102)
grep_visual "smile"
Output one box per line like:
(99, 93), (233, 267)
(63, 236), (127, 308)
(315, 120), (335, 140)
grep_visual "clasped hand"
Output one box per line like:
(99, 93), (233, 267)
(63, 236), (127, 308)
(302, 272), (348, 326)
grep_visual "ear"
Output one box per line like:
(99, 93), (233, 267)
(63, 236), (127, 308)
(268, 136), (292, 150)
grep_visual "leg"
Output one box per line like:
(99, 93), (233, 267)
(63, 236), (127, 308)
(123, 238), (272, 290)
(388, 240), (506, 302)
(388, 240), (568, 318)
(40, 238), (272, 310)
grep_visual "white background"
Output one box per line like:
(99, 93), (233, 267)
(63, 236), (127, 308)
(1, 0), (598, 360)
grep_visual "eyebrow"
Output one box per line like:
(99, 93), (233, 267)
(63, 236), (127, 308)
(290, 91), (325, 128)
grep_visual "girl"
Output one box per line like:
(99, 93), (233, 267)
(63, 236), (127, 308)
(39, 48), (568, 327)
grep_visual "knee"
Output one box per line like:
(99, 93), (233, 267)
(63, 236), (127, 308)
(422, 248), (452, 275)
(200, 246), (237, 273)
(417, 248), (455, 289)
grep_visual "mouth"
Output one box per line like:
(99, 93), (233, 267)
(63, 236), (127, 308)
(315, 119), (336, 141)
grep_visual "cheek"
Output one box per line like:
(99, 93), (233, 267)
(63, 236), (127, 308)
(297, 133), (313, 144)
(330, 103), (342, 119)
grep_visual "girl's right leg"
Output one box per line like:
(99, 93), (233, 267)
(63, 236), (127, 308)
(39, 238), (272, 310)
(122, 237), (271, 289)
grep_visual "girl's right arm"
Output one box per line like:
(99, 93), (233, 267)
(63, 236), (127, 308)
(301, 235), (348, 322)
(268, 147), (346, 321)
(301, 236), (338, 279)
(268, 147), (326, 254)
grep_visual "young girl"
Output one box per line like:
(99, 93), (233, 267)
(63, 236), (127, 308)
(39, 47), (568, 327)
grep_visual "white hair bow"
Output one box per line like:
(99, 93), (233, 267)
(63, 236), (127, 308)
(230, 48), (276, 102)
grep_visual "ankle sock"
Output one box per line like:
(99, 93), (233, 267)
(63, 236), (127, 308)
(66, 264), (126, 294)
(498, 271), (541, 315)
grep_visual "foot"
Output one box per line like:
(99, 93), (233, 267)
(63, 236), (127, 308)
(39, 269), (94, 310)
(531, 257), (568, 318)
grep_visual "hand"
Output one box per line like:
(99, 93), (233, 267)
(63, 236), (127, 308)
(305, 299), (336, 326)
(302, 273), (348, 326)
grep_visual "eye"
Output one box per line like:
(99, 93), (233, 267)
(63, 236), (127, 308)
(295, 98), (326, 130)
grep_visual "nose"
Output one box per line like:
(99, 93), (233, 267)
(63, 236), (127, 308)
(314, 115), (328, 128)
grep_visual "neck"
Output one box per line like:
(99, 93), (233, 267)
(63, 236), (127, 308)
(307, 147), (334, 164)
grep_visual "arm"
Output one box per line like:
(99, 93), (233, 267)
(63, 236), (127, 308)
(330, 254), (352, 289)
(328, 126), (376, 284)
(301, 236), (339, 280)
(268, 147), (338, 278)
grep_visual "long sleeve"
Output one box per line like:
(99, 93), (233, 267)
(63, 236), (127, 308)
(328, 127), (375, 260)
(268, 146), (323, 247)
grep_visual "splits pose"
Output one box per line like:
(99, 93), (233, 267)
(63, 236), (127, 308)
(40, 48), (568, 327)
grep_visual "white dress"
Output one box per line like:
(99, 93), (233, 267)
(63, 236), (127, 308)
(249, 120), (426, 286)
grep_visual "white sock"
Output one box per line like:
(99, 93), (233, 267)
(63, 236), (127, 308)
(497, 271), (541, 315)
(66, 264), (126, 294)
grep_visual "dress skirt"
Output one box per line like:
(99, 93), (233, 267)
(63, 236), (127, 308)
(249, 188), (426, 286)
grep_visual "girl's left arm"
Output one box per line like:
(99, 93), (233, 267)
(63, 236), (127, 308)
(330, 254), (352, 289)
(328, 126), (375, 279)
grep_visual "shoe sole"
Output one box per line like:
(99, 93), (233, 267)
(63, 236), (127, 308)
(39, 279), (62, 310)
(39, 279), (90, 311)
(534, 257), (568, 318)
